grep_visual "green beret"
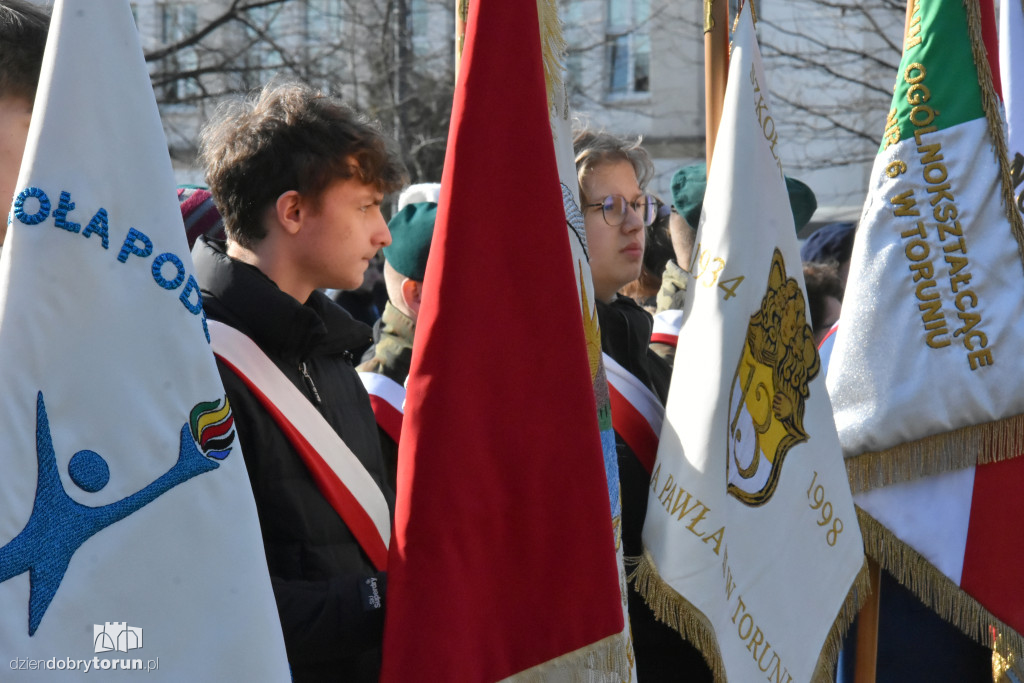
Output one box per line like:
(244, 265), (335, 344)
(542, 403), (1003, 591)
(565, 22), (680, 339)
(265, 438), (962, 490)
(670, 162), (817, 231)
(383, 201), (437, 281)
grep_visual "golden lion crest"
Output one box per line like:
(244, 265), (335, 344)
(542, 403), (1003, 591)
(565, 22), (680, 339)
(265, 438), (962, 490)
(726, 249), (820, 506)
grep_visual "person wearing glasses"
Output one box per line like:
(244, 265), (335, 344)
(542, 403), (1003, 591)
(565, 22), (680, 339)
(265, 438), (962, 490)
(573, 129), (714, 682)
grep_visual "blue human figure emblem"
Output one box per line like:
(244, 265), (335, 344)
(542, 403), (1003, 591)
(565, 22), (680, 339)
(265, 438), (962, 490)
(0, 392), (234, 635)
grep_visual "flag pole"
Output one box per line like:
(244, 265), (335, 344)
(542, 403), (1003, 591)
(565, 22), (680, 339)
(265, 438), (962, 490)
(704, 0), (729, 168)
(850, 3), (921, 679)
(852, 558), (881, 683)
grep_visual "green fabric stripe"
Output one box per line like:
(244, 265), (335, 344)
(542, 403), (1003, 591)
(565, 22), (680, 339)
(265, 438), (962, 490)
(880, 0), (983, 152)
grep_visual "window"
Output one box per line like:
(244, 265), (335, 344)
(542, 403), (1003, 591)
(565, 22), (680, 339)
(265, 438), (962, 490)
(605, 0), (650, 97)
(158, 3), (198, 102)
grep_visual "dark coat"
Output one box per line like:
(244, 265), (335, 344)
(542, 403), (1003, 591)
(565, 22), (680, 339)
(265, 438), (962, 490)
(193, 238), (395, 682)
(598, 295), (713, 683)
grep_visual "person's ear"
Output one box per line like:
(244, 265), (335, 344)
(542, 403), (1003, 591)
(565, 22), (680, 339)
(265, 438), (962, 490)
(275, 190), (304, 236)
(401, 278), (423, 317)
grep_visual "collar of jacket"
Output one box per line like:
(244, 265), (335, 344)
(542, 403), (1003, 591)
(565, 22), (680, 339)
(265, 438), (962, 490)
(597, 294), (657, 385)
(377, 302), (415, 350)
(192, 237), (373, 363)
(363, 301), (415, 379)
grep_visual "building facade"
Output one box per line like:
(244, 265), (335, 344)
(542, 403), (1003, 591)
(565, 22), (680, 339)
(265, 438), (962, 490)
(117, 0), (900, 225)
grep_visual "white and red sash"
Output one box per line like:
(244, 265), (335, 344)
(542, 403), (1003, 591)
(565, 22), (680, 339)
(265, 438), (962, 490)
(603, 352), (665, 474)
(358, 371), (405, 444)
(650, 310), (683, 348)
(208, 320), (391, 571)
(816, 320), (839, 374)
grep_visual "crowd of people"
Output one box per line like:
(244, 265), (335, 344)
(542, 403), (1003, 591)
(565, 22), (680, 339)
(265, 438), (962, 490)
(0, 1), (997, 681)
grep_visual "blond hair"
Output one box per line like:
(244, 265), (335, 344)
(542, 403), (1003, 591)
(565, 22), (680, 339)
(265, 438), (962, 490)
(572, 129), (654, 203)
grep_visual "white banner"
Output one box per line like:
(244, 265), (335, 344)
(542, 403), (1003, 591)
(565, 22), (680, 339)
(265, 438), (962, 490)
(827, 120), (1024, 461)
(640, 7), (864, 681)
(0, 1), (289, 679)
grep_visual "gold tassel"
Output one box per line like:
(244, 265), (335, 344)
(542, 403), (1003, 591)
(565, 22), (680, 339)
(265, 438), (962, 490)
(857, 506), (1024, 679)
(963, 0), (1024, 267)
(810, 559), (872, 683)
(626, 553), (726, 683)
(845, 412), (1024, 493)
(628, 551), (868, 683)
(499, 632), (634, 683)
(536, 0), (566, 117)
(730, 0), (757, 35)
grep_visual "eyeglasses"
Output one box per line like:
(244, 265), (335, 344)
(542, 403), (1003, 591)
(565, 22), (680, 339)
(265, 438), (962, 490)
(585, 194), (658, 228)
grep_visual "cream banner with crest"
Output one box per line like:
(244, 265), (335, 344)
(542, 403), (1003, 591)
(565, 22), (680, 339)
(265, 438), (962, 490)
(635, 7), (866, 682)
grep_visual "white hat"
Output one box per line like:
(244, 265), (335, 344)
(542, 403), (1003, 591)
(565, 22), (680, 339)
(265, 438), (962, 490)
(398, 182), (442, 210)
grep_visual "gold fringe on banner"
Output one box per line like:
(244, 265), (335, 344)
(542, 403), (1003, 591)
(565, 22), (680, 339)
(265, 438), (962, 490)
(627, 553), (725, 682)
(810, 559), (872, 683)
(845, 411), (1024, 493)
(857, 507), (1024, 682)
(963, 0), (1024, 268)
(536, 0), (566, 117)
(454, 0), (469, 78)
(730, 0), (757, 36)
(499, 633), (634, 683)
(628, 552), (869, 683)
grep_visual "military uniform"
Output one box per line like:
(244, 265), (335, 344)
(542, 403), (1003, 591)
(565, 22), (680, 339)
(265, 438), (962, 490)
(357, 301), (416, 489)
(651, 259), (690, 364)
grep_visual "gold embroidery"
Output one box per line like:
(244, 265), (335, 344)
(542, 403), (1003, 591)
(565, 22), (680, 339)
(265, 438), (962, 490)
(727, 249), (819, 506)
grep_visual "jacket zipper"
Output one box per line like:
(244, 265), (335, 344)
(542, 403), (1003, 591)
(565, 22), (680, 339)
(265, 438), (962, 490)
(298, 361), (323, 407)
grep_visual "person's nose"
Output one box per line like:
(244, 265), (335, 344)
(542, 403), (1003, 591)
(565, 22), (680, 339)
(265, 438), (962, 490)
(622, 202), (644, 233)
(376, 214), (392, 248)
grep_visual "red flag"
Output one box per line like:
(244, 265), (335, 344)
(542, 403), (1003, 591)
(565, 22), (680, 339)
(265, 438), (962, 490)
(379, 0), (624, 680)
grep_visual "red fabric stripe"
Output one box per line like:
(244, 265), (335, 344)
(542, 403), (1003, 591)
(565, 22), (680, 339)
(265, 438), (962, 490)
(607, 382), (658, 475)
(367, 394), (403, 444)
(380, 1), (623, 679)
(650, 332), (679, 347)
(979, 0), (1002, 99)
(817, 321), (838, 350)
(200, 414), (234, 442)
(960, 456), (1024, 633)
(215, 354), (389, 571)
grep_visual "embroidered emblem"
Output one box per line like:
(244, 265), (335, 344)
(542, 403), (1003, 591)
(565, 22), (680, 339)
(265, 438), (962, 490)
(562, 182), (588, 259)
(726, 249), (819, 506)
(0, 392), (234, 635)
(580, 263), (603, 385)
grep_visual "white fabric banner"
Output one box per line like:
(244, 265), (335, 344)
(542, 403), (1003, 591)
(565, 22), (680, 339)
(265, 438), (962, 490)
(827, 119), (1024, 459)
(0, 1), (289, 679)
(823, 0), (1024, 664)
(641, 7), (864, 681)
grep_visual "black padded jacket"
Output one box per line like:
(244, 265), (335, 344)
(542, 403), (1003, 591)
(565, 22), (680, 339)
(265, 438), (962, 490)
(598, 295), (713, 682)
(193, 237), (395, 682)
